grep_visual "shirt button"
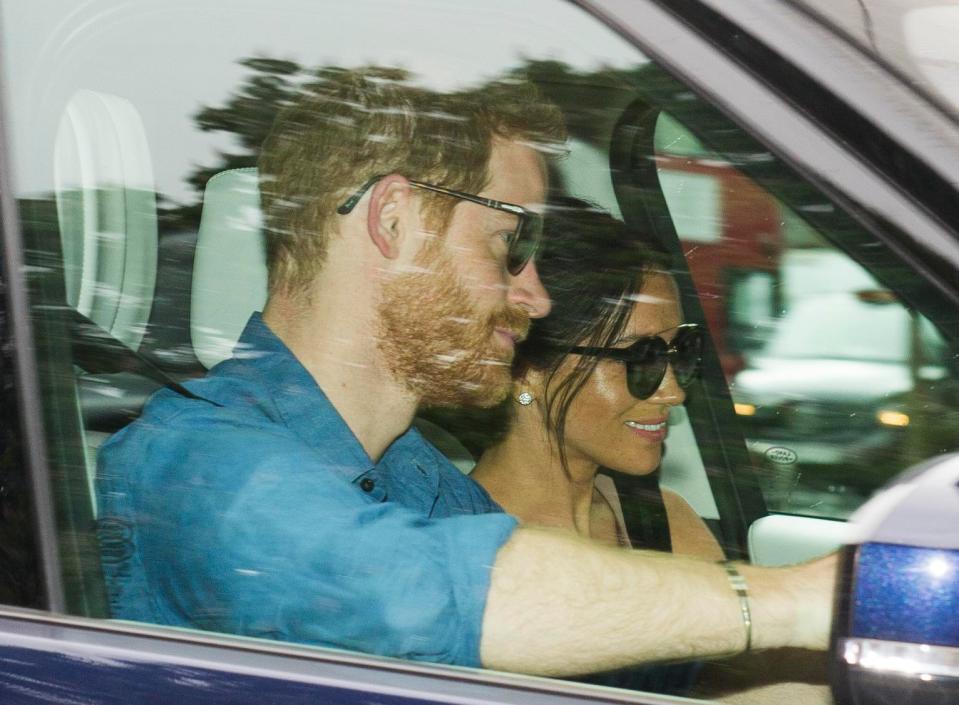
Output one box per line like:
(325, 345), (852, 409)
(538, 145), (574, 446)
(360, 478), (375, 493)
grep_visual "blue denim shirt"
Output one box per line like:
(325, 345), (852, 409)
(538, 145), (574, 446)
(96, 313), (517, 667)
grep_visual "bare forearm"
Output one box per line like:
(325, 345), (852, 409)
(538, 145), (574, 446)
(480, 526), (835, 676)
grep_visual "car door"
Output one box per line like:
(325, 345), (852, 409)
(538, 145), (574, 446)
(1, 0), (958, 704)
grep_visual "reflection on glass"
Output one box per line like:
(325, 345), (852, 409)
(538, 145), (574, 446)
(655, 115), (959, 520)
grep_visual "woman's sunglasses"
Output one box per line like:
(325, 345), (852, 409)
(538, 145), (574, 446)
(567, 324), (704, 400)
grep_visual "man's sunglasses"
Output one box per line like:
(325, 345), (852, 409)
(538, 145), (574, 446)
(567, 324), (704, 400)
(336, 175), (544, 276)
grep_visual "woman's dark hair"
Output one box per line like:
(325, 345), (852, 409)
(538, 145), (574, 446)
(517, 196), (672, 475)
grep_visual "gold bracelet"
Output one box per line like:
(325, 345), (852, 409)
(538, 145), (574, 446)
(720, 560), (753, 653)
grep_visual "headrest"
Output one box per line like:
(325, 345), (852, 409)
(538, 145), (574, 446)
(54, 89), (158, 350)
(191, 167), (267, 369)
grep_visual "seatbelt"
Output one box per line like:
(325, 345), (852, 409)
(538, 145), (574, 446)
(67, 308), (221, 406)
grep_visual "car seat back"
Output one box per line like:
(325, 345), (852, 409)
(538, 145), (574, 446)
(55, 89), (157, 350)
(54, 90), (159, 513)
(191, 167), (267, 369)
(53, 89), (160, 617)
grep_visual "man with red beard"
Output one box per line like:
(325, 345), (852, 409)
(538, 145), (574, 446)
(96, 67), (836, 678)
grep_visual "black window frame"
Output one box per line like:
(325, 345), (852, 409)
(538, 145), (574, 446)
(0, 74), (59, 612)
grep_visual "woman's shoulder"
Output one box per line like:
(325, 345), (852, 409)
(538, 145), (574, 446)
(593, 474), (630, 547)
(660, 488), (726, 561)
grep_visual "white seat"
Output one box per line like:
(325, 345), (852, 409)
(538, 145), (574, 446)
(55, 89), (157, 350)
(54, 90), (159, 517)
(748, 513), (846, 566)
(191, 167), (268, 369)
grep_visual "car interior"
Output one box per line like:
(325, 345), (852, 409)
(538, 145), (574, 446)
(38, 73), (860, 617)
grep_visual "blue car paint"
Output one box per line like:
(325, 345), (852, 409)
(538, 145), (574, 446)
(0, 645), (439, 705)
(840, 453), (959, 651)
(852, 543), (959, 647)
(0, 614), (657, 705)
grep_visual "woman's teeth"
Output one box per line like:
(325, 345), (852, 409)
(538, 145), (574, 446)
(625, 420), (666, 431)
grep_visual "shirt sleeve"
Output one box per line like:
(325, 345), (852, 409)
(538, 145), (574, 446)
(98, 406), (517, 667)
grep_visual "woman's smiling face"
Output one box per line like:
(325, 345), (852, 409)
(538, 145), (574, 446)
(550, 271), (688, 476)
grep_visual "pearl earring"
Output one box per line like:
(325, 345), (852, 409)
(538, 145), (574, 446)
(517, 391), (534, 406)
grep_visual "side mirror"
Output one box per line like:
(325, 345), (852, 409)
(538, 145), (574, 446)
(831, 454), (959, 704)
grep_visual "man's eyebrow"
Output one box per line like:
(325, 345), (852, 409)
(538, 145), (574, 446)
(482, 208), (521, 227)
(491, 208), (518, 221)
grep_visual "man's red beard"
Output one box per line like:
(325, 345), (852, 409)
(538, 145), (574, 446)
(377, 240), (529, 408)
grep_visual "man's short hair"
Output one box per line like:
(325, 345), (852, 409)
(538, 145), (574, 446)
(258, 66), (567, 297)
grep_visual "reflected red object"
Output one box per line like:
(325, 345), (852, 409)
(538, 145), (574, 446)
(658, 154), (783, 381)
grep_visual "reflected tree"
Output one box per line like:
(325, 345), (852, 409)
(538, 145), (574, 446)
(159, 56), (651, 230)
(159, 57), (305, 230)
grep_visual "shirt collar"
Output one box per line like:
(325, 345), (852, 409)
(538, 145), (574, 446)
(386, 425), (442, 498)
(234, 313), (375, 480)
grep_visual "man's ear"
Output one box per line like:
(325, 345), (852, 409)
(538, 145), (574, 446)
(367, 174), (414, 260)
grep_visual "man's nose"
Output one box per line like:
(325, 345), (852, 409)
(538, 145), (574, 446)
(507, 259), (552, 319)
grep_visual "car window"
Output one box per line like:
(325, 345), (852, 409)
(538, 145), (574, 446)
(654, 115), (959, 520)
(2, 0), (958, 701)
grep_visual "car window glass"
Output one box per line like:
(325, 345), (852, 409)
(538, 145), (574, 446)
(655, 114), (959, 520)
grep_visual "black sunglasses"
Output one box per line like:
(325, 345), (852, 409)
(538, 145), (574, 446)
(336, 175), (544, 276)
(567, 323), (704, 400)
